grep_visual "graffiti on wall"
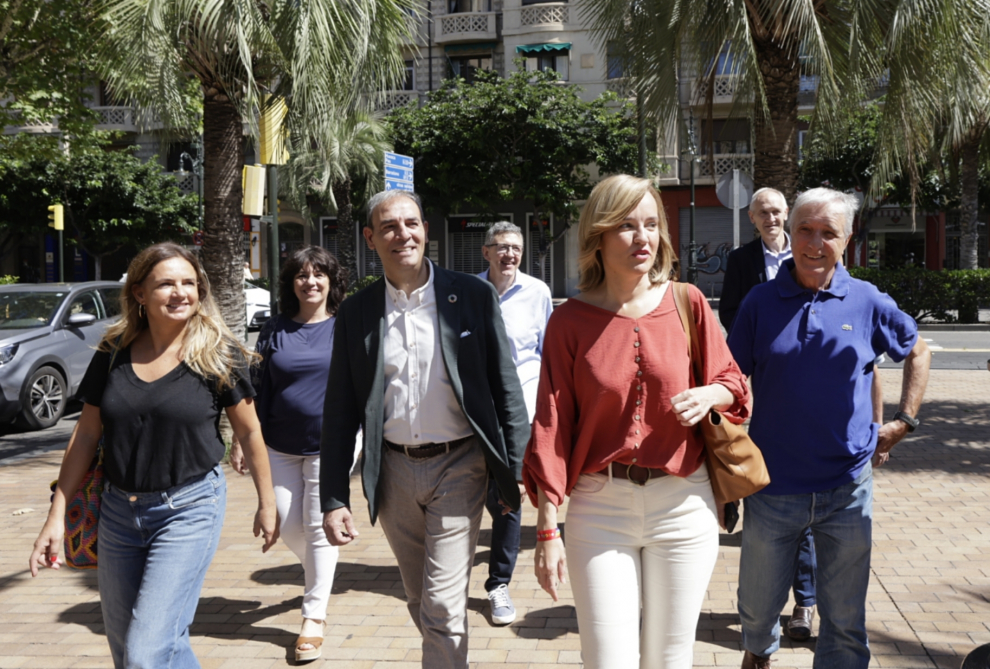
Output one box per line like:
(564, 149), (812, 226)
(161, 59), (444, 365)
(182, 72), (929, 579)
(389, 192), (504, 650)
(683, 242), (733, 275)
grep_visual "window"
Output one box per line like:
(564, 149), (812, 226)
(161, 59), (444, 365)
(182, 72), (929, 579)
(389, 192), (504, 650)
(98, 288), (122, 318)
(449, 0), (489, 12)
(67, 292), (101, 321)
(403, 60), (416, 91)
(448, 55), (493, 83)
(798, 130), (808, 162)
(606, 44), (624, 80)
(527, 51), (569, 80)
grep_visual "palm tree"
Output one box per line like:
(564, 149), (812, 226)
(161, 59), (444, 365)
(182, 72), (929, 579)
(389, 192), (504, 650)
(583, 0), (990, 203)
(284, 108), (391, 283)
(97, 0), (414, 336)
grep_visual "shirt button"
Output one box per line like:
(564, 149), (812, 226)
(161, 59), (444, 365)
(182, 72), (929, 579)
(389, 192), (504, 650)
(811, 309), (816, 314)
(634, 342), (640, 348)
(634, 415), (640, 420)
(637, 385), (642, 391)
(636, 371), (643, 377)
(635, 356), (641, 362)
(633, 443), (639, 448)
(632, 457), (637, 463)
(636, 400), (642, 405)
(635, 430), (640, 435)
(634, 327), (640, 332)
(414, 434), (419, 439)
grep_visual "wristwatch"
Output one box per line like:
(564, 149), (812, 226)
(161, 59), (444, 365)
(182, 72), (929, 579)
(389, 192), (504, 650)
(893, 411), (919, 432)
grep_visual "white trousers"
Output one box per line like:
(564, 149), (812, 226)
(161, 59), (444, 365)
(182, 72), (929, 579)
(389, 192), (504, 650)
(565, 463), (720, 669)
(268, 447), (339, 620)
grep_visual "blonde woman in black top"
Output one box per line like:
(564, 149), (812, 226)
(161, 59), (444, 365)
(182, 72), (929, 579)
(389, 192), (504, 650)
(29, 243), (278, 669)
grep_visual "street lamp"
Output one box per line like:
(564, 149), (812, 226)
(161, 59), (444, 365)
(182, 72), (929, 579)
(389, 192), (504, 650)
(176, 135), (204, 229)
(681, 111), (699, 285)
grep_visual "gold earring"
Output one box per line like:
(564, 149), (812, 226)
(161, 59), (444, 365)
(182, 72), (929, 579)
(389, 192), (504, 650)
(138, 304), (145, 318)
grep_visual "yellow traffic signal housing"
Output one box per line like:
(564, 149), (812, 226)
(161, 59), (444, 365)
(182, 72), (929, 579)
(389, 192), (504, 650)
(242, 165), (265, 216)
(259, 96), (289, 165)
(47, 204), (64, 231)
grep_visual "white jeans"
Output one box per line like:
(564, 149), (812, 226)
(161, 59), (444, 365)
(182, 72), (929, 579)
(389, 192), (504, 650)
(268, 448), (339, 620)
(565, 463), (719, 669)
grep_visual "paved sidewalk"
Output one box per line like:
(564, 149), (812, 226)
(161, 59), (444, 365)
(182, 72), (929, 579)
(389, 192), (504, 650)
(1, 368), (988, 668)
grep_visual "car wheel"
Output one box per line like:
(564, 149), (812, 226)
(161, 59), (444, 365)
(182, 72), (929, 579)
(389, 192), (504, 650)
(17, 366), (67, 430)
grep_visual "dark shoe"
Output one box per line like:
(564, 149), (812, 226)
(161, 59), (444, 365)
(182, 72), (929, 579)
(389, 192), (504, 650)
(741, 650), (773, 668)
(786, 605), (815, 641)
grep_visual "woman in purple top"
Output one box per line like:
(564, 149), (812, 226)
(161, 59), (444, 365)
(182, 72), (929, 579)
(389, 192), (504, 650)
(231, 246), (346, 662)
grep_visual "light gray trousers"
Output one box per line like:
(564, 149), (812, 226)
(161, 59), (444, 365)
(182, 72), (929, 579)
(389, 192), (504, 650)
(377, 438), (487, 669)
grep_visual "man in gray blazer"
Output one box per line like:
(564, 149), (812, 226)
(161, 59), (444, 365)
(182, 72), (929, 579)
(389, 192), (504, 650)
(320, 190), (530, 669)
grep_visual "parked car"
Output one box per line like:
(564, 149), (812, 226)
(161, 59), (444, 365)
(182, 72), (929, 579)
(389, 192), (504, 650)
(245, 279), (271, 330)
(0, 282), (122, 430)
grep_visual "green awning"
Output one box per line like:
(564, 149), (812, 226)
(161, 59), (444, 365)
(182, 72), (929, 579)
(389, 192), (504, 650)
(444, 42), (498, 54)
(515, 42), (572, 54)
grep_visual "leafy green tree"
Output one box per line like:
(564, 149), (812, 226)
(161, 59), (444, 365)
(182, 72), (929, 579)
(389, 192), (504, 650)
(583, 0), (990, 202)
(97, 0), (414, 336)
(388, 65), (648, 271)
(0, 135), (199, 277)
(0, 0), (102, 138)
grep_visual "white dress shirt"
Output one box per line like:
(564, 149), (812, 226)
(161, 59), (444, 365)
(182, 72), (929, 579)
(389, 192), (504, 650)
(477, 269), (553, 422)
(762, 233), (792, 281)
(382, 263), (473, 446)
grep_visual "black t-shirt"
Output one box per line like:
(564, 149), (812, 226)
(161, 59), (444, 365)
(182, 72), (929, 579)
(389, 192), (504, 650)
(78, 344), (255, 492)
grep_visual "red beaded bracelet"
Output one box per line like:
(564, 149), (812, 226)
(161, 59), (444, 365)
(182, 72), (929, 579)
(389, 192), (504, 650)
(536, 527), (561, 542)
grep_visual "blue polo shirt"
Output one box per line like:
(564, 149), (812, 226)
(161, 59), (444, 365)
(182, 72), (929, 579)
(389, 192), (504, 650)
(727, 260), (918, 495)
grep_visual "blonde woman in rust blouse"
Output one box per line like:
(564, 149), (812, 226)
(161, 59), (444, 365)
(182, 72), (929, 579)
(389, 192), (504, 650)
(523, 174), (750, 669)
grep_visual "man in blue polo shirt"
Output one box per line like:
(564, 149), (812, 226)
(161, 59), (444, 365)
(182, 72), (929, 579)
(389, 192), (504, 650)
(477, 221), (553, 626)
(727, 187), (931, 669)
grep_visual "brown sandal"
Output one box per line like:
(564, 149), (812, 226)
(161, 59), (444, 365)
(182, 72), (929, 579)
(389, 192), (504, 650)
(295, 635), (323, 663)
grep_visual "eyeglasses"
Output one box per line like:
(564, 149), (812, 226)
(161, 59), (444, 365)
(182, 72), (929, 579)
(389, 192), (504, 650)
(486, 243), (523, 256)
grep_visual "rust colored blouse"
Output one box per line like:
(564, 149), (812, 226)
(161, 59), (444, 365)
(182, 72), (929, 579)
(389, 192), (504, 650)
(522, 282), (750, 507)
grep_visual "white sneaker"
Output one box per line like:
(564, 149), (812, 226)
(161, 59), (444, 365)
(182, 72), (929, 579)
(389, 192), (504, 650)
(487, 584), (516, 625)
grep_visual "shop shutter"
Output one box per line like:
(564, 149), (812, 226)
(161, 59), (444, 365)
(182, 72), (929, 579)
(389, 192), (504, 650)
(678, 206), (752, 298)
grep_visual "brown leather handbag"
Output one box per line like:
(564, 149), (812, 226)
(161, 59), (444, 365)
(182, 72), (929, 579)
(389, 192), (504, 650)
(671, 282), (770, 506)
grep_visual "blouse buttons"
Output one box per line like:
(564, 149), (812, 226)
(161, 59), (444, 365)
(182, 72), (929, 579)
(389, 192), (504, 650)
(632, 457), (638, 463)
(635, 430), (640, 435)
(636, 385), (642, 391)
(636, 400), (642, 406)
(634, 341), (640, 348)
(635, 356), (641, 362)
(634, 415), (640, 421)
(634, 443), (639, 448)
(636, 370), (643, 377)
(634, 327), (639, 332)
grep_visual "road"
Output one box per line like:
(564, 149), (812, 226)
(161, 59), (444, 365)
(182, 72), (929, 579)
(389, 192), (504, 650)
(880, 330), (990, 370)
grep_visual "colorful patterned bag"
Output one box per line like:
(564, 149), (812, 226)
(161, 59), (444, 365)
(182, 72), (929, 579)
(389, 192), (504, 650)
(50, 342), (119, 569)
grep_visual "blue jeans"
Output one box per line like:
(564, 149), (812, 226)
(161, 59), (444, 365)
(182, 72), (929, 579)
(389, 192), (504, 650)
(739, 463), (873, 668)
(98, 465), (226, 669)
(484, 476), (521, 592)
(792, 527), (817, 607)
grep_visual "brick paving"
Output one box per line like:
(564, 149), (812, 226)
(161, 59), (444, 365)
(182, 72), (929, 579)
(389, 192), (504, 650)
(0, 367), (988, 668)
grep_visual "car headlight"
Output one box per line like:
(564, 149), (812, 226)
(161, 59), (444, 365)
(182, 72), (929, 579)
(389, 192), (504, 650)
(0, 344), (18, 365)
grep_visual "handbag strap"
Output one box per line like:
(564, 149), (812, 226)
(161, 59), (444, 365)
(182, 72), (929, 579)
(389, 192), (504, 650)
(671, 282), (703, 387)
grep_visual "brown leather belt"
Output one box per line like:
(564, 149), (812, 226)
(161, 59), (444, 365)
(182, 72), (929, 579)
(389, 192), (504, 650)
(599, 461), (669, 486)
(384, 435), (472, 459)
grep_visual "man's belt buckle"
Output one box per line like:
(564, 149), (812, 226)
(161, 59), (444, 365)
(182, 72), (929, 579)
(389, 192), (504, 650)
(627, 463), (651, 486)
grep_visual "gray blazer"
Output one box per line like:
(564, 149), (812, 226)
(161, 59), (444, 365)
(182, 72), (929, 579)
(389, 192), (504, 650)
(319, 261), (530, 524)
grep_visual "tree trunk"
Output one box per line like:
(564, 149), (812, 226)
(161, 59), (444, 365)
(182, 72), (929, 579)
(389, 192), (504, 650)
(332, 177), (357, 286)
(958, 131), (981, 271)
(751, 35), (801, 203)
(200, 92), (246, 339)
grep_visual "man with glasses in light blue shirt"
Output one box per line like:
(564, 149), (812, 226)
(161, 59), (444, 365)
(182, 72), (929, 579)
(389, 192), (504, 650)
(477, 221), (553, 626)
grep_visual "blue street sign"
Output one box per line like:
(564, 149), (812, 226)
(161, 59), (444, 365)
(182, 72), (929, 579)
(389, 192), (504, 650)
(385, 179), (415, 192)
(384, 165), (414, 182)
(384, 151), (414, 169)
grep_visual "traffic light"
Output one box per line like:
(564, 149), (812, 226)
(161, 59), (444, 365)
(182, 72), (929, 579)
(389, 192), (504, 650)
(242, 165), (265, 216)
(47, 204), (64, 231)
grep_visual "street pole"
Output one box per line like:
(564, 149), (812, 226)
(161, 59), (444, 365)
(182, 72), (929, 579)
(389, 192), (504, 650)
(636, 89), (647, 179)
(267, 165), (279, 318)
(58, 229), (64, 283)
(687, 112), (698, 286)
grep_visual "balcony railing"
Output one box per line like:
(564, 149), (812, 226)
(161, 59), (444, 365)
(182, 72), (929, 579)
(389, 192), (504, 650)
(376, 90), (420, 113)
(93, 106), (139, 131)
(436, 11), (497, 43)
(605, 77), (633, 98)
(520, 2), (568, 26)
(693, 74), (741, 103)
(691, 153), (754, 181)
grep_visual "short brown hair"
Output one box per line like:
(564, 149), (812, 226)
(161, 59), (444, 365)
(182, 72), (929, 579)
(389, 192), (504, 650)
(278, 246), (348, 317)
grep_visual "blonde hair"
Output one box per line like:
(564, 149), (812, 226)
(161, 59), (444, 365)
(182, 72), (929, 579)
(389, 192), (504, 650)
(577, 174), (675, 292)
(101, 243), (257, 391)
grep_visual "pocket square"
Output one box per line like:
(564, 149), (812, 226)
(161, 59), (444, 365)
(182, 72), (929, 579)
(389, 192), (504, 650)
(460, 330), (472, 338)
